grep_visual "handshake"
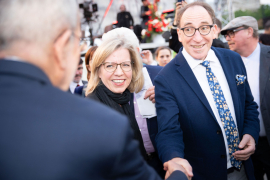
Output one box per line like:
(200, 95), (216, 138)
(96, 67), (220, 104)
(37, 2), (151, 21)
(164, 157), (193, 180)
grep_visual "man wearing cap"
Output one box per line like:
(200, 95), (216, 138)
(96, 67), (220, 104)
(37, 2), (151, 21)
(154, 2), (260, 180)
(221, 16), (270, 180)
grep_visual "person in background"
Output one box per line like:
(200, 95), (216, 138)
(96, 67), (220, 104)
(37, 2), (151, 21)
(141, 50), (158, 65)
(117, 4), (134, 29)
(259, 34), (270, 45)
(140, 0), (150, 29)
(0, 0), (189, 179)
(69, 58), (87, 93)
(264, 20), (270, 35)
(221, 16), (270, 180)
(154, 46), (172, 67)
(169, 1), (228, 53)
(214, 18), (229, 48)
(155, 2), (259, 180)
(75, 46), (98, 97)
(87, 27), (166, 178)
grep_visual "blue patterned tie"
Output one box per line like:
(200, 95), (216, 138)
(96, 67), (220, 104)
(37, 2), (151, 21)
(201, 60), (242, 169)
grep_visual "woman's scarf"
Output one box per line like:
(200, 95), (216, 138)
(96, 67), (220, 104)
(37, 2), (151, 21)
(94, 82), (147, 160)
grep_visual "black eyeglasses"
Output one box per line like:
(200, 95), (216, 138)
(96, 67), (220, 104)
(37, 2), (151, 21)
(180, 25), (213, 37)
(224, 27), (248, 39)
(101, 61), (134, 73)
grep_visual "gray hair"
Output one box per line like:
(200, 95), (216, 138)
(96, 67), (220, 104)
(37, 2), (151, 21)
(242, 25), (259, 39)
(102, 27), (140, 49)
(0, 0), (78, 50)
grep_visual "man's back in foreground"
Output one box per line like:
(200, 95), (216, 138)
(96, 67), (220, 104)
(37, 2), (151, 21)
(0, 59), (160, 179)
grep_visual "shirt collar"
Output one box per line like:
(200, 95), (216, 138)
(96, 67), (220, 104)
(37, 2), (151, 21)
(3, 56), (24, 62)
(70, 80), (83, 87)
(182, 48), (218, 69)
(244, 43), (260, 59)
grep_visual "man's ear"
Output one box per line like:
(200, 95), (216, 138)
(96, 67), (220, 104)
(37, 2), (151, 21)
(177, 28), (182, 42)
(212, 24), (218, 39)
(247, 27), (253, 38)
(53, 29), (72, 70)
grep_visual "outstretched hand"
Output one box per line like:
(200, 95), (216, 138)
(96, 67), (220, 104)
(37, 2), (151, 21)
(164, 160), (192, 180)
(167, 157), (193, 179)
(174, 1), (188, 25)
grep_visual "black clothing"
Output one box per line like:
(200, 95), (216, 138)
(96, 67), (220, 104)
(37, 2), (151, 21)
(140, 5), (149, 28)
(251, 137), (270, 180)
(259, 34), (270, 45)
(169, 28), (229, 53)
(117, 11), (134, 28)
(87, 83), (148, 161)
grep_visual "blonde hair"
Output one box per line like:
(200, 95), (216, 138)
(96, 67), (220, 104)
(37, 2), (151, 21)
(85, 37), (144, 95)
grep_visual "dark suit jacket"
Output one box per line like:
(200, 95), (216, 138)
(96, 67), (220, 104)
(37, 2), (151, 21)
(154, 47), (260, 180)
(68, 80), (87, 93)
(259, 44), (270, 144)
(74, 83), (88, 97)
(0, 59), (187, 180)
(117, 11), (134, 28)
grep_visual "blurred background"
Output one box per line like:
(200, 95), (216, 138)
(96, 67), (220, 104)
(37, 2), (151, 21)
(77, 0), (270, 81)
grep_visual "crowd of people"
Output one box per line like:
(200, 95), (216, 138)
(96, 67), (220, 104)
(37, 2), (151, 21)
(0, 0), (269, 180)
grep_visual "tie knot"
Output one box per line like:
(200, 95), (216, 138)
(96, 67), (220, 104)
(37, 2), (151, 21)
(201, 60), (210, 68)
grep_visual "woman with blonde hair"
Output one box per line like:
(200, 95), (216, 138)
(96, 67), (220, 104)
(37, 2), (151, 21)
(85, 36), (148, 159)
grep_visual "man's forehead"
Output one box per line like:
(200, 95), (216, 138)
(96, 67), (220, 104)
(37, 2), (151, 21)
(181, 6), (212, 26)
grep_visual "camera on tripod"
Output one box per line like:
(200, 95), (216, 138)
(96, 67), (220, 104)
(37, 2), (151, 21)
(79, 0), (98, 22)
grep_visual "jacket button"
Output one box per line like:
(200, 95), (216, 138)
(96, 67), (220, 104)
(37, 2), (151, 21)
(221, 155), (226, 158)
(217, 130), (221, 134)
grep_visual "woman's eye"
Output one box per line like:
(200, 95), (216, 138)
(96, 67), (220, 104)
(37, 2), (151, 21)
(123, 63), (130, 67)
(106, 65), (113, 68)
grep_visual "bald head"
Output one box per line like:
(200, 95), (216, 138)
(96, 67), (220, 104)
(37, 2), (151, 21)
(0, 0), (81, 91)
(0, 0), (78, 52)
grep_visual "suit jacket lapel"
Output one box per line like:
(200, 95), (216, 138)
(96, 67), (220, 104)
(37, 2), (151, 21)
(130, 93), (135, 114)
(213, 48), (241, 125)
(175, 52), (217, 122)
(259, 44), (270, 105)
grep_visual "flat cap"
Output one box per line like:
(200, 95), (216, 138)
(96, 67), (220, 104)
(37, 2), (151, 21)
(221, 16), (258, 35)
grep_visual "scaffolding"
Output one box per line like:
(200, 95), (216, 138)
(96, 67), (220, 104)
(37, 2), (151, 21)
(214, 0), (234, 26)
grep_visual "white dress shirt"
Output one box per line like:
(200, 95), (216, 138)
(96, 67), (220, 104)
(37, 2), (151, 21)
(241, 43), (265, 137)
(69, 80), (83, 94)
(182, 48), (238, 169)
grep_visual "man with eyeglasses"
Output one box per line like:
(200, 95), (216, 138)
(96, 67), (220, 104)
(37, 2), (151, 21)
(154, 2), (259, 180)
(169, 1), (228, 53)
(221, 16), (270, 180)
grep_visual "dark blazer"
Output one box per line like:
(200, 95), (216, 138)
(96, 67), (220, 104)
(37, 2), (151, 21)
(68, 80), (87, 93)
(74, 83), (88, 97)
(117, 11), (134, 28)
(0, 59), (187, 180)
(154, 47), (260, 180)
(169, 28), (229, 53)
(259, 44), (270, 144)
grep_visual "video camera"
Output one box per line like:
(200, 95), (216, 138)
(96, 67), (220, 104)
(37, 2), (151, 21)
(79, 0), (98, 22)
